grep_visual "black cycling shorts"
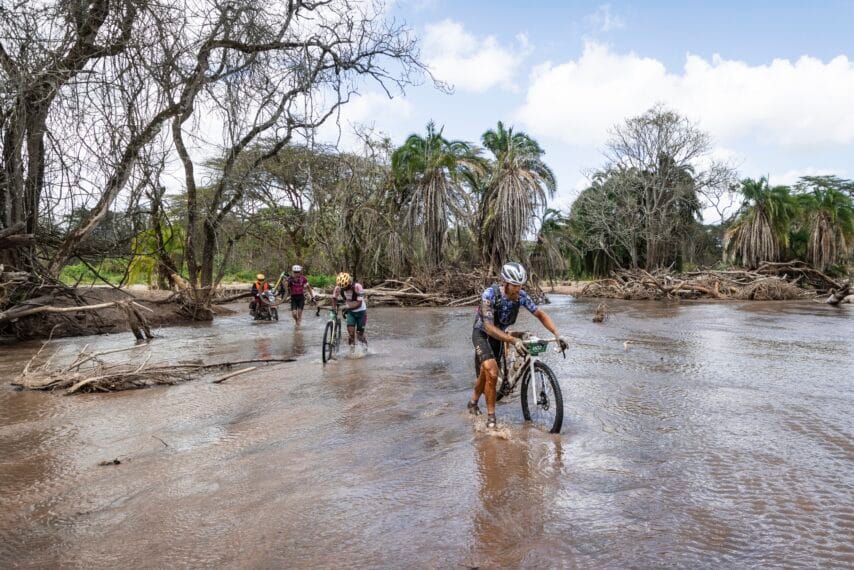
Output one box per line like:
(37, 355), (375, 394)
(290, 294), (305, 310)
(472, 327), (503, 375)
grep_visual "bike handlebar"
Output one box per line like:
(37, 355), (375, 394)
(511, 334), (567, 359)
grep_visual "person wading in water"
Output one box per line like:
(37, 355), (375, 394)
(469, 262), (568, 429)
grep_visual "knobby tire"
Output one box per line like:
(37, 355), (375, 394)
(322, 321), (335, 363)
(520, 361), (564, 434)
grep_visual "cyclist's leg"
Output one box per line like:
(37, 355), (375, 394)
(353, 311), (367, 345)
(293, 295), (305, 325)
(471, 329), (501, 414)
(345, 310), (357, 345)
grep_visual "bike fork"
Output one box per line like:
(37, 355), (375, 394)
(529, 357), (538, 407)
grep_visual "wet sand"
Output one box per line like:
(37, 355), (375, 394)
(1, 297), (852, 567)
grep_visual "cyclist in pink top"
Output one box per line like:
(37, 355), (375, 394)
(279, 265), (314, 326)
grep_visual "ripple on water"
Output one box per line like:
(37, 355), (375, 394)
(0, 299), (852, 567)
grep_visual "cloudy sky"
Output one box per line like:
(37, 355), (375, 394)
(321, 0), (854, 215)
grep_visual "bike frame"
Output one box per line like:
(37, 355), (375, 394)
(330, 309), (342, 346)
(503, 336), (561, 401)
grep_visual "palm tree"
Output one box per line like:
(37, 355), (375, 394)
(797, 183), (854, 271)
(530, 208), (570, 281)
(724, 177), (799, 268)
(479, 121), (556, 270)
(644, 152), (701, 269)
(391, 122), (481, 268)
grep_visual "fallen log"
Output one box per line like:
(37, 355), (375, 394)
(0, 300), (122, 322)
(0, 298), (155, 340)
(213, 366), (257, 384)
(826, 281), (851, 306)
(755, 261), (841, 292)
(212, 291), (253, 304)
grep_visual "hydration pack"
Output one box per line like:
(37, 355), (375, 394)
(487, 282), (520, 328)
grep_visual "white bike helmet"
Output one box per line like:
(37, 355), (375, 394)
(292, 265), (302, 273)
(500, 262), (527, 285)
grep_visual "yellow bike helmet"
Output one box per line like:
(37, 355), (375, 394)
(256, 273), (265, 281)
(336, 272), (352, 288)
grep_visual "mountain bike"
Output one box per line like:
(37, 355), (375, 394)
(495, 332), (565, 434)
(322, 308), (342, 363)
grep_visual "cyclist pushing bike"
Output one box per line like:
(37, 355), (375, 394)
(469, 262), (569, 429)
(331, 272), (368, 353)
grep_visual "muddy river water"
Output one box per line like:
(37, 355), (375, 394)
(0, 296), (852, 568)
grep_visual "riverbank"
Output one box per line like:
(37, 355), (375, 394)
(3, 269), (849, 344)
(0, 287), (235, 343)
(545, 281), (591, 296)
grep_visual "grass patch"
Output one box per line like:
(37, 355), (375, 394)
(59, 261), (134, 286)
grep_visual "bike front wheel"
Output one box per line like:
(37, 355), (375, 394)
(322, 321), (335, 363)
(495, 352), (511, 401)
(520, 361), (564, 433)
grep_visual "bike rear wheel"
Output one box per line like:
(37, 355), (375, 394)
(520, 361), (564, 433)
(322, 321), (335, 363)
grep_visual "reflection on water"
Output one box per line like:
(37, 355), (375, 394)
(0, 298), (851, 567)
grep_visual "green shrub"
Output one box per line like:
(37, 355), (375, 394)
(59, 260), (133, 285)
(308, 274), (335, 289)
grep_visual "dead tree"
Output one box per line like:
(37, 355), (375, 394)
(1, 0), (427, 327)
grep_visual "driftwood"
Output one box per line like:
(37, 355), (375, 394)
(825, 281), (851, 306)
(212, 291), (253, 304)
(592, 303), (609, 323)
(578, 263), (837, 301)
(12, 343), (296, 394)
(212, 366), (257, 384)
(0, 297), (154, 340)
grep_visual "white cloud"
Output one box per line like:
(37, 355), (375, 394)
(585, 4), (625, 33)
(769, 167), (847, 187)
(516, 42), (854, 149)
(423, 19), (531, 92)
(314, 91), (413, 150)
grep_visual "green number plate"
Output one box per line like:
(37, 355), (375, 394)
(527, 342), (547, 355)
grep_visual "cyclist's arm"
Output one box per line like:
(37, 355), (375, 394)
(533, 309), (560, 339)
(331, 286), (340, 310)
(482, 321), (517, 344)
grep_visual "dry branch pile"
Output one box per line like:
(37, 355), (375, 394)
(12, 344), (295, 394)
(314, 270), (549, 308)
(579, 261), (847, 301)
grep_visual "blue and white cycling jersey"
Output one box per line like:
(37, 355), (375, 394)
(473, 284), (538, 331)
